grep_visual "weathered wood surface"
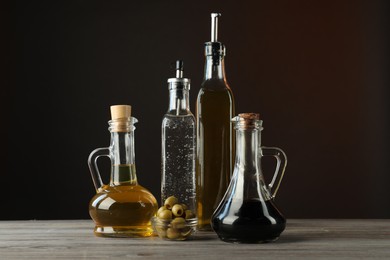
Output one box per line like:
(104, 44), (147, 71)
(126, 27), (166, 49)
(0, 219), (389, 259)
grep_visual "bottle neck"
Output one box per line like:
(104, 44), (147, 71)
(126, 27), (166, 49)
(204, 55), (226, 81)
(235, 127), (261, 170)
(232, 117), (272, 202)
(109, 131), (137, 186)
(167, 88), (191, 115)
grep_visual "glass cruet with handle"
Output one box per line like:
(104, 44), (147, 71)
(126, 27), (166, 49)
(88, 105), (157, 238)
(211, 113), (287, 243)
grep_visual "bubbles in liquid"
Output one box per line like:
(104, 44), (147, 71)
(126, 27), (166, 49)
(162, 114), (196, 211)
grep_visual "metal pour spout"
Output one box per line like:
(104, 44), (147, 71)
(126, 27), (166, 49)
(211, 13), (221, 42)
(175, 60), (184, 78)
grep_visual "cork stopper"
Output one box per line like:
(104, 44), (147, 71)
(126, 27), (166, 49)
(238, 113), (260, 120)
(109, 105), (132, 132)
(233, 113), (262, 129)
(110, 105), (131, 120)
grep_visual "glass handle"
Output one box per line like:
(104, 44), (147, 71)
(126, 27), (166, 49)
(261, 146), (287, 198)
(87, 147), (110, 192)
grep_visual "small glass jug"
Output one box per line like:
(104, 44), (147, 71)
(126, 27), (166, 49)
(211, 113), (287, 243)
(88, 105), (157, 237)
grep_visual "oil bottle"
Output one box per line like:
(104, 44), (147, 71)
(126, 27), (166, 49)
(196, 13), (235, 230)
(161, 60), (196, 213)
(88, 105), (158, 237)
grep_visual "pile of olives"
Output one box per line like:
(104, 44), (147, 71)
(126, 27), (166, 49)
(154, 196), (196, 240)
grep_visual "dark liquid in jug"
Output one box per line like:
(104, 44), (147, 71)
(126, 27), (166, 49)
(212, 199), (286, 243)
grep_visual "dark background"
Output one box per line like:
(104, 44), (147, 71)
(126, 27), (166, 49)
(3, 0), (389, 220)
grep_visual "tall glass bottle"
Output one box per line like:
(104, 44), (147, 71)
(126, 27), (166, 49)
(88, 105), (158, 237)
(196, 13), (235, 230)
(161, 61), (196, 213)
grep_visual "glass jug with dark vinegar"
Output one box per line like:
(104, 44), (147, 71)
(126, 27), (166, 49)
(211, 113), (287, 243)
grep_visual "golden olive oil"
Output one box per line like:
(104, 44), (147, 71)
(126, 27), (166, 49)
(89, 164), (158, 237)
(196, 83), (235, 230)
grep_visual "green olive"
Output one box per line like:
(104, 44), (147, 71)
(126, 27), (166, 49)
(181, 227), (192, 237)
(157, 206), (167, 216)
(158, 209), (172, 220)
(181, 204), (188, 211)
(164, 196), (178, 210)
(156, 226), (167, 238)
(171, 217), (186, 229)
(166, 228), (180, 239)
(184, 210), (195, 219)
(171, 204), (184, 217)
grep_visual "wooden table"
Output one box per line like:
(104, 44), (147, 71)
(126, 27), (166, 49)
(0, 219), (389, 259)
